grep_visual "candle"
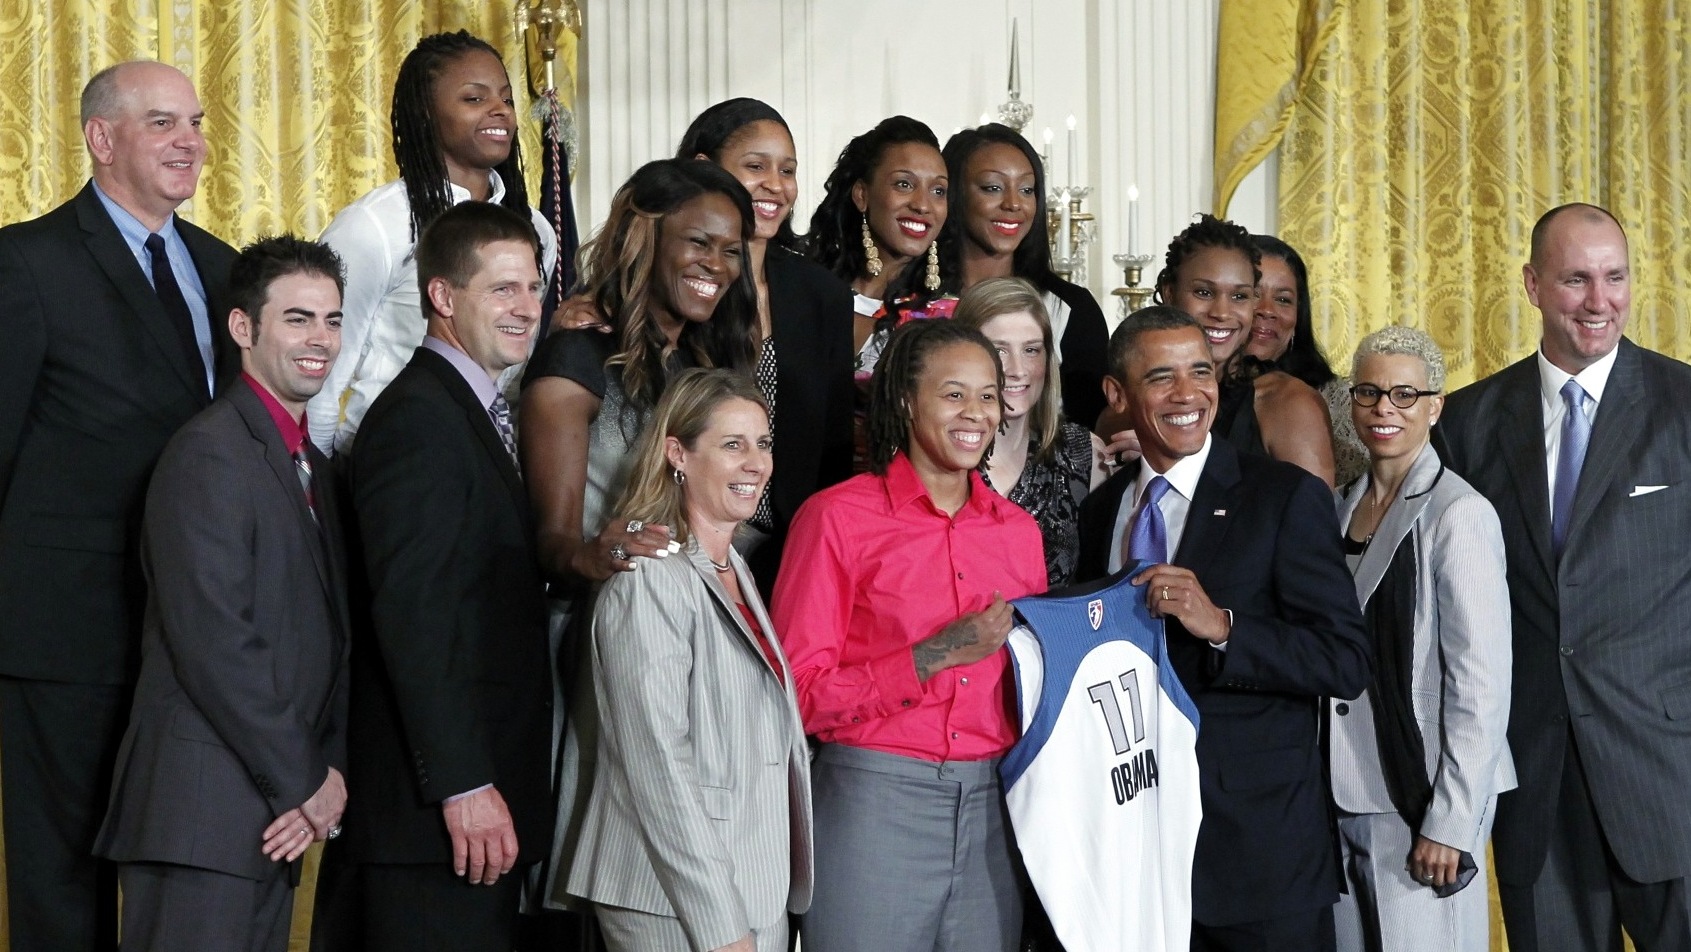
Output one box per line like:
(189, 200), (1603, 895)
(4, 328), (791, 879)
(1057, 192), (1073, 262)
(1008, 19), (1021, 98)
(1066, 115), (1078, 187)
(1041, 127), (1054, 169)
(1127, 183), (1140, 256)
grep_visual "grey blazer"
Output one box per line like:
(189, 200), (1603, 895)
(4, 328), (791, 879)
(566, 541), (814, 950)
(1332, 443), (1517, 852)
(95, 383), (350, 880)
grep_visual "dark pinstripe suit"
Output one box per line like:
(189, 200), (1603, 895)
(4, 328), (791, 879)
(1441, 338), (1691, 950)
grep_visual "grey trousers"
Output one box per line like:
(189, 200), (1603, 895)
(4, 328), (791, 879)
(119, 860), (293, 952)
(802, 744), (1022, 952)
(1334, 802), (1497, 952)
(596, 903), (788, 952)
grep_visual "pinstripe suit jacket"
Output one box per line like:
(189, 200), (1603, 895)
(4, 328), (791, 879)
(1330, 444), (1517, 851)
(566, 540), (814, 950)
(1440, 338), (1691, 886)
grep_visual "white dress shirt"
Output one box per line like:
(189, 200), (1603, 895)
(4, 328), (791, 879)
(1107, 434), (1214, 574)
(1536, 344), (1617, 521)
(306, 172), (559, 455)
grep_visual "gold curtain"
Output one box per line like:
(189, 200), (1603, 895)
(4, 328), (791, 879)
(0, 0), (554, 238)
(1264, 0), (1691, 389)
(0, 3), (575, 948)
(1213, 0), (1344, 216)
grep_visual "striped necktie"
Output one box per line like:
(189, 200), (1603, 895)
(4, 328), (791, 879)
(293, 446), (318, 523)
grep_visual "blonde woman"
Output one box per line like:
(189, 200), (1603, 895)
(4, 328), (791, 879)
(566, 369), (812, 952)
(954, 277), (1108, 586)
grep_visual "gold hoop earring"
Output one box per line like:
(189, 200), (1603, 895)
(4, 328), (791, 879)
(862, 214), (883, 278)
(924, 240), (940, 291)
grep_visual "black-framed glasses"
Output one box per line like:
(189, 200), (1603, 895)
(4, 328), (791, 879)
(1349, 383), (1441, 409)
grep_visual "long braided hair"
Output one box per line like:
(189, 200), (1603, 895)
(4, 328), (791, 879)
(806, 116), (944, 285)
(864, 319), (1004, 475)
(391, 30), (533, 241)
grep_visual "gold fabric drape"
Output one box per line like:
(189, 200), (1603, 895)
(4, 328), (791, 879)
(1269, 0), (1691, 388)
(1213, 0), (1344, 216)
(0, 0), (550, 237)
(0, 3), (574, 948)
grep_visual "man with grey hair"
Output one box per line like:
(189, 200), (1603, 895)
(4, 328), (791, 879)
(0, 59), (236, 951)
(1441, 203), (1691, 952)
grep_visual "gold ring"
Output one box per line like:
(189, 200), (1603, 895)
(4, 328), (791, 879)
(1161, 586), (1170, 601)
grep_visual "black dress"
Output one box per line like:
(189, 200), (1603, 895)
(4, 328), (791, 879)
(987, 421), (1094, 587)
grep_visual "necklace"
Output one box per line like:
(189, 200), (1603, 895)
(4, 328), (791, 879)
(708, 555), (732, 573)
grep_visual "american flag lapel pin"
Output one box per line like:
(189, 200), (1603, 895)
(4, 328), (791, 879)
(1212, 509), (1227, 516)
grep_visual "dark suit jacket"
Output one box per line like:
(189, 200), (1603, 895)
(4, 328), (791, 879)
(1439, 339), (1691, 886)
(0, 182), (237, 685)
(94, 382), (350, 881)
(749, 246), (855, 590)
(1076, 438), (1369, 926)
(341, 345), (554, 865)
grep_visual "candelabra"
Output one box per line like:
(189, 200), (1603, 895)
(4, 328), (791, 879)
(1048, 186), (1095, 285)
(996, 20), (1032, 132)
(1112, 253), (1156, 318)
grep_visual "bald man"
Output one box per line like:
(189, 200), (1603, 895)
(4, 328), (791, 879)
(1441, 204), (1691, 952)
(0, 60), (237, 950)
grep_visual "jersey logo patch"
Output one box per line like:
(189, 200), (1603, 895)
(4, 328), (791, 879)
(1087, 598), (1104, 631)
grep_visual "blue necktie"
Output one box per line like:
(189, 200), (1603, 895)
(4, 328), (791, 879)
(1552, 379), (1591, 556)
(1127, 476), (1172, 564)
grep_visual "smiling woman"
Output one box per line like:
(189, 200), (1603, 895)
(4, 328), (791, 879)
(772, 319), (1047, 952)
(303, 30), (559, 458)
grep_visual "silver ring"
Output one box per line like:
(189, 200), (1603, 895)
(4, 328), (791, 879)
(300, 827), (311, 838)
(626, 519), (645, 534)
(326, 825), (343, 840)
(610, 544), (629, 562)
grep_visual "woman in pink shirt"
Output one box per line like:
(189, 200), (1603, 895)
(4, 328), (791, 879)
(773, 319), (1047, 952)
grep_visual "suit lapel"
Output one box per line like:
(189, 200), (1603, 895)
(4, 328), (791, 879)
(685, 545), (788, 685)
(74, 186), (208, 401)
(178, 219), (237, 393)
(1080, 466), (1136, 578)
(1173, 440), (1242, 576)
(1343, 445), (1440, 608)
(228, 385), (335, 600)
(1565, 340), (1646, 553)
(1494, 363), (1556, 581)
(414, 348), (529, 516)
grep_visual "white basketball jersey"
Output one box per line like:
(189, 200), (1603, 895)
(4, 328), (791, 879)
(1002, 568), (1201, 952)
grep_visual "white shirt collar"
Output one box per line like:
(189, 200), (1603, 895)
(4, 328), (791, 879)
(1133, 433), (1212, 506)
(1536, 342), (1618, 409)
(447, 169), (507, 204)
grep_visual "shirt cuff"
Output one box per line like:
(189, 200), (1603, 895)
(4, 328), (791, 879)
(869, 648), (925, 716)
(444, 783), (493, 804)
(1210, 609), (1234, 651)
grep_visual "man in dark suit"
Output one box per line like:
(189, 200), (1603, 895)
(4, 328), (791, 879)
(333, 201), (554, 951)
(1076, 306), (1369, 951)
(0, 59), (237, 951)
(1440, 204), (1691, 952)
(94, 236), (351, 950)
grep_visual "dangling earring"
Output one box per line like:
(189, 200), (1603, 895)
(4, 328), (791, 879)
(672, 468), (686, 485)
(861, 214), (883, 278)
(924, 241), (941, 291)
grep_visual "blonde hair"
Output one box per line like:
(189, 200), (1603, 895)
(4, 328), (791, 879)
(614, 368), (769, 546)
(1351, 325), (1447, 391)
(952, 277), (1062, 459)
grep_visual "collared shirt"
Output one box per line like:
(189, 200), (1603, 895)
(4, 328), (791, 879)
(420, 335), (499, 410)
(93, 180), (215, 395)
(1537, 344), (1618, 520)
(240, 372), (309, 454)
(306, 172), (559, 455)
(772, 452), (1048, 762)
(1108, 434), (1214, 573)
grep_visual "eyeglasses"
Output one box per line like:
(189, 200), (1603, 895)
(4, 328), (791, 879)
(1349, 384), (1441, 409)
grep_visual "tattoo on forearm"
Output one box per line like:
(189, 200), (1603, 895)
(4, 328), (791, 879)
(913, 619), (981, 681)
